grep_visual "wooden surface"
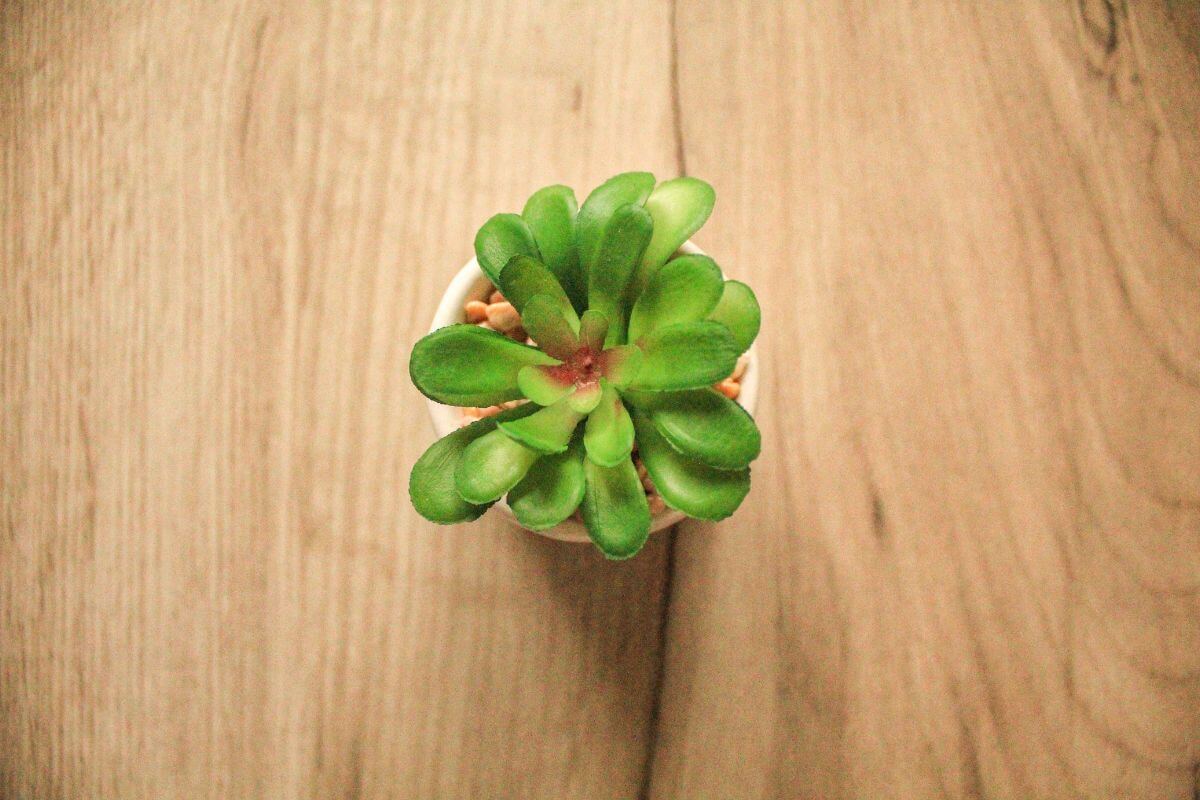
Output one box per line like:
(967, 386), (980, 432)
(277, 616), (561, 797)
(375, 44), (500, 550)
(2, 1), (1197, 798)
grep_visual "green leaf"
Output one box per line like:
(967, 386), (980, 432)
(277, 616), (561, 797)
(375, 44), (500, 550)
(521, 294), (581, 360)
(517, 364), (577, 406)
(455, 428), (543, 504)
(474, 213), (540, 285)
(411, 325), (558, 406)
(578, 309), (609, 353)
(587, 203), (653, 345)
(497, 255), (579, 328)
(630, 321), (739, 391)
(627, 254), (724, 344)
(508, 435), (586, 531)
(708, 280), (761, 353)
(625, 388), (760, 470)
(596, 345), (643, 389)
(632, 177), (716, 295)
(409, 404), (538, 523)
(522, 185), (584, 312)
(584, 381), (634, 467)
(631, 409), (750, 520)
(497, 397), (584, 454)
(582, 455), (651, 560)
(576, 171), (655, 275)
(566, 380), (602, 413)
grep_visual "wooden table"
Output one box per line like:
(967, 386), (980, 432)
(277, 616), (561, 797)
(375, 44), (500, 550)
(3, 2), (1198, 797)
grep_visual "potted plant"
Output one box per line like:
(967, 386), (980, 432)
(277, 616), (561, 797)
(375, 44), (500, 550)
(408, 172), (762, 559)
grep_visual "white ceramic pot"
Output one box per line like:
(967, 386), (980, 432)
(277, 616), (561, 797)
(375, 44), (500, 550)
(424, 241), (760, 543)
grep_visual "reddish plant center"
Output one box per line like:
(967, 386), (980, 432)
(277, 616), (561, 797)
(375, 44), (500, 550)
(565, 345), (605, 387)
(539, 345), (609, 397)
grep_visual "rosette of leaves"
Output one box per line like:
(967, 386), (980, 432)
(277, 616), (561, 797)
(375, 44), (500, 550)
(409, 172), (762, 559)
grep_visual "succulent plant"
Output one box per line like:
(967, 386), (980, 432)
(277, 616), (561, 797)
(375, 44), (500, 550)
(409, 172), (762, 559)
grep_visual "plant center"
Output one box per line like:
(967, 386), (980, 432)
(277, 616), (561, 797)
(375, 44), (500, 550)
(567, 346), (602, 386)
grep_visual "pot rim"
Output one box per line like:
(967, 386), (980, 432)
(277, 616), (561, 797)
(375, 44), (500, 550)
(423, 240), (759, 543)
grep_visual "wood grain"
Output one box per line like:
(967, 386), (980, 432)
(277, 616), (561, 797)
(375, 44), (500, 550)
(650, 1), (1200, 798)
(2, 2), (678, 798)
(2, 1), (1198, 799)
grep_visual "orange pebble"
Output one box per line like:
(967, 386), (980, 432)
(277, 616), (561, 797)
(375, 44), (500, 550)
(486, 301), (521, 332)
(647, 494), (666, 514)
(716, 379), (741, 400)
(489, 289), (505, 304)
(464, 300), (488, 322)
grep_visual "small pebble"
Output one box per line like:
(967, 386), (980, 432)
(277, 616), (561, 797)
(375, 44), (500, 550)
(525, 337), (536, 347)
(486, 301), (521, 332)
(716, 379), (741, 400)
(458, 400), (525, 426)
(489, 289), (506, 304)
(647, 494), (666, 514)
(731, 354), (749, 381)
(464, 300), (488, 323)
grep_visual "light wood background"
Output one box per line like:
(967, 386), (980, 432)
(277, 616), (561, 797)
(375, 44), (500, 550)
(2, 1), (1198, 798)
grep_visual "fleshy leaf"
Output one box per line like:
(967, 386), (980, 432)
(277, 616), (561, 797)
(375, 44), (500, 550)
(632, 177), (716, 295)
(518, 364), (577, 406)
(411, 325), (558, 406)
(497, 255), (579, 329)
(597, 345), (643, 389)
(708, 280), (761, 353)
(474, 213), (540, 285)
(566, 380), (603, 413)
(581, 455), (651, 560)
(409, 404), (538, 523)
(625, 388), (760, 470)
(630, 321), (739, 391)
(584, 381), (634, 467)
(631, 409), (750, 520)
(455, 428), (543, 504)
(587, 203), (653, 345)
(508, 435), (586, 531)
(575, 171), (655, 275)
(497, 397), (584, 454)
(578, 309), (609, 353)
(521, 294), (581, 360)
(627, 255), (724, 344)
(522, 185), (584, 312)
